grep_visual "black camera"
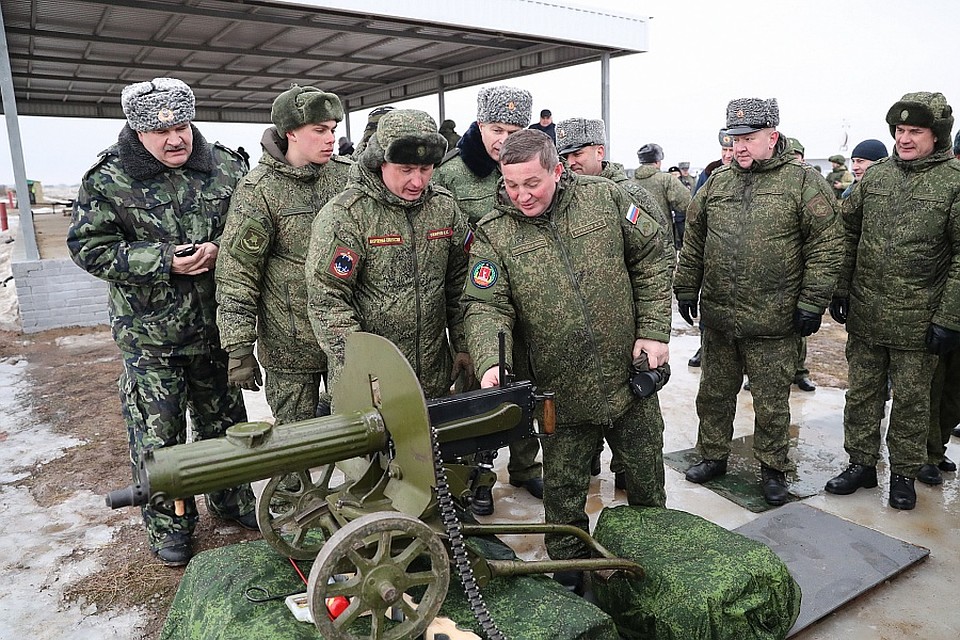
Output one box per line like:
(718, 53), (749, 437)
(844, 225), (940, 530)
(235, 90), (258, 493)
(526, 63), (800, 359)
(629, 352), (670, 398)
(174, 243), (197, 257)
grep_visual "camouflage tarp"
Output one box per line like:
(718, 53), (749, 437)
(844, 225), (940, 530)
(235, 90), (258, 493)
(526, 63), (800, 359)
(592, 506), (801, 640)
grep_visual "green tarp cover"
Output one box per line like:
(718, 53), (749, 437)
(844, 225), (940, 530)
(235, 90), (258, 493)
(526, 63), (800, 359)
(592, 506), (801, 640)
(160, 537), (620, 640)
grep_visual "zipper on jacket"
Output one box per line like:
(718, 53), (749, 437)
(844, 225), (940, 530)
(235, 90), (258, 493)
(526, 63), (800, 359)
(406, 211), (423, 378)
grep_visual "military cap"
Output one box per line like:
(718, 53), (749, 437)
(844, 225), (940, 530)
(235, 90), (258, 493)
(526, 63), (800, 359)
(850, 139), (888, 162)
(718, 129), (734, 148)
(636, 143), (664, 164)
(271, 85), (344, 136)
(476, 86), (532, 127)
(725, 97), (779, 135)
(885, 91), (955, 151)
(678, 161), (690, 170)
(555, 117), (606, 155)
(121, 77), (195, 132)
(954, 129), (960, 156)
(359, 109), (447, 170)
(828, 154), (846, 165)
(786, 137), (805, 156)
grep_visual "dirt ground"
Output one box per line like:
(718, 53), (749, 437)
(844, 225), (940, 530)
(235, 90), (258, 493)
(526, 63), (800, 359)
(0, 320), (850, 639)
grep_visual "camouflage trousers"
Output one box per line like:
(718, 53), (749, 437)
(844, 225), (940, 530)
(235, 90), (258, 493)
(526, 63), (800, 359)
(541, 395), (665, 560)
(264, 369), (328, 424)
(119, 349), (255, 550)
(843, 334), (937, 477)
(926, 349), (960, 464)
(796, 336), (809, 377)
(695, 328), (796, 471)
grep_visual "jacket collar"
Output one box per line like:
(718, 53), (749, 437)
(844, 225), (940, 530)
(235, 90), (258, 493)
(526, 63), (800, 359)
(117, 123), (213, 181)
(456, 121), (499, 179)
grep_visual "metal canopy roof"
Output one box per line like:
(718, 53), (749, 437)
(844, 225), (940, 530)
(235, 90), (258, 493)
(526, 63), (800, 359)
(1, 0), (648, 123)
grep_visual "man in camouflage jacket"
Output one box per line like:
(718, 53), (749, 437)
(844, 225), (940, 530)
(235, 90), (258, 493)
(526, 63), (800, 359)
(462, 130), (673, 591)
(66, 78), (255, 566)
(305, 109), (471, 401)
(675, 97), (842, 507)
(216, 86), (351, 424)
(433, 86), (544, 508)
(633, 143), (692, 251)
(826, 91), (960, 509)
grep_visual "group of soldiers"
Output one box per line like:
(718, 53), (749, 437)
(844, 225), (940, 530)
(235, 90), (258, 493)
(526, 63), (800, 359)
(67, 76), (959, 595)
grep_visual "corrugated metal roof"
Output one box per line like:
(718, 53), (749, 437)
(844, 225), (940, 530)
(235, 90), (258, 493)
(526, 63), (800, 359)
(1, 0), (648, 122)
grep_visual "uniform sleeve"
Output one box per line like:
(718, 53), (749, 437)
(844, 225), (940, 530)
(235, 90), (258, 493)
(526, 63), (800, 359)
(445, 203), (471, 353)
(666, 174), (693, 216)
(836, 179), (864, 297)
(616, 185), (673, 343)
(797, 170), (843, 312)
(305, 201), (365, 389)
(461, 228), (515, 379)
(933, 185), (960, 331)
(214, 179), (274, 354)
(674, 180), (708, 301)
(66, 174), (174, 285)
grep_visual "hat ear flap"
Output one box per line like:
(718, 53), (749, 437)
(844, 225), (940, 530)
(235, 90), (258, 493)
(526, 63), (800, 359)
(360, 133), (385, 171)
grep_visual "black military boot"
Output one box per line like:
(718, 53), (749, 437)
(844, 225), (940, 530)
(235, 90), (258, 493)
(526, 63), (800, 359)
(939, 456), (957, 472)
(760, 465), (789, 506)
(155, 532), (192, 567)
(509, 476), (544, 499)
(917, 464), (943, 486)
(889, 474), (916, 510)
(471, 485), (494, 516)
(684, 458), (727, 483)
(824, 463), (878, 495)
(793, 375), (816, 392)
(688, 347), (702, 367)
(953, 425), (960, 438)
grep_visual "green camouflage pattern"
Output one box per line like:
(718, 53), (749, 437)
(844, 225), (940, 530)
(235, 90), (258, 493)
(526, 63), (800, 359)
(839, 150), (960, 348)
(305, 162), (470, 399)
(216, 127), (352, 374)
(541, 396), (665, 560)
(600, 161), (674, 257)
(695, 328), (797, 470)
(161, 538), (619, 640)
(675, 146), (842, 337)
(593, 505), (801, 640)
(631, 164), (691, 248)
(433, 152), (500, 224)
(928, 349), (960, 464)
(68, 133), (245, 357)
(843, 334), (938, 477)
(825, 166), (854, 198)
(463, 170), (673, 427)
(264, 370), (328, 424)
(120, 351), (254, 549)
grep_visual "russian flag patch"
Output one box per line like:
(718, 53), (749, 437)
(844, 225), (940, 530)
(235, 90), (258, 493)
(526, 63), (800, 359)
(625, 203), (641, 225)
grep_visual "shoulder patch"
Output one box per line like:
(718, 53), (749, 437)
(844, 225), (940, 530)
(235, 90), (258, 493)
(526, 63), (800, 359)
(232, 218), (270, 257)
(328, 245), (360, 279)
(805, 193), (834, 218)
(470, 259), (499, 289)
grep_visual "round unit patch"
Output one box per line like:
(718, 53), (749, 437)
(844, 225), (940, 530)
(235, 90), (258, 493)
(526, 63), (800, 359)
(471, 260), (498, 289)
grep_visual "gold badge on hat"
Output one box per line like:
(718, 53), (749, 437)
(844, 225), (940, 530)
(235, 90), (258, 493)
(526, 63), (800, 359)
(736, 109), (745, 118)
(417, 146), (426, 157)
(157, 107), (175, 123)
(557, 128), (566, 140)
(507, 101), (516, 111)
(901, 109), (909, 121)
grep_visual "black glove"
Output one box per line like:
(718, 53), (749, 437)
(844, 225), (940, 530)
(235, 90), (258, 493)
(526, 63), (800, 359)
(925, 323), (960, 355)
(678, 299), (698, 326)
(828, 296), (849, 324)
(793, 308), (822, 337)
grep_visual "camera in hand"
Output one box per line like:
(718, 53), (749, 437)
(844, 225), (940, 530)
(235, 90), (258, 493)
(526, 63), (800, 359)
(629, 352), (670, 398)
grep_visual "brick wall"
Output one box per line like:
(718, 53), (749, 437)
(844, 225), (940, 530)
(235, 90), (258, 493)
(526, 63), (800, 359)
(11, 258), (109, 333)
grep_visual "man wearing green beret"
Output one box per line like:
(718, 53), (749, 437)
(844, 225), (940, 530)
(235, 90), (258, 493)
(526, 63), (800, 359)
(217, 85), (352, 437)
(826, 91), (960, 509)
(825, 154), (854, 198)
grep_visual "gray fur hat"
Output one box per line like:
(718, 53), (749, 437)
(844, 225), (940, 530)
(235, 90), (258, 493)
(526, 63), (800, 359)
(636, 143), (664, 164)
(555, 117), (606, 155)
(271, 85), (344, 136)
(359, 109), (447, 170)
(121, 77), (195, 131)
(476, 86), (532, 127)
(886, 91), (954, 151)
(725, 97), (779, 135)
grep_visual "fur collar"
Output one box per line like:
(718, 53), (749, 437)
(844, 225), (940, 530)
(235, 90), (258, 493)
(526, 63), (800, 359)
(456, 121), (498, 178)
(117, 123), (214, 181)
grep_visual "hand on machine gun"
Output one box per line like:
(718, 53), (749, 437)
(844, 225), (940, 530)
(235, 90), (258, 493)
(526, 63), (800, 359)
(228, 347), (262, 391)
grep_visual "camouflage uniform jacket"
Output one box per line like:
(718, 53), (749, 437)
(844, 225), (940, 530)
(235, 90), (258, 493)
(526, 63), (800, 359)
(632, 164), (692, 223)
(462, 170), (673, 427)
(601, 161), (674, 257)
(433, 122), (500, 225)
(216, 127), (352, 373)
(674, 146), (842, 338)
(826, 167), (855, 198)
(305, 163), (470, 398)
(67, 125), (245, 357)
(839, 151), (960, 349)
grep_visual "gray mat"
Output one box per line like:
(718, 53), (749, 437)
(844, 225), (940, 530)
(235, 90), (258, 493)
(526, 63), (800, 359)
(734, 503), (929, 636)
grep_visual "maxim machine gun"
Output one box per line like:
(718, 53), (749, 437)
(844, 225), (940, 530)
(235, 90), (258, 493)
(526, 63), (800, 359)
(105, 333), (642, 640)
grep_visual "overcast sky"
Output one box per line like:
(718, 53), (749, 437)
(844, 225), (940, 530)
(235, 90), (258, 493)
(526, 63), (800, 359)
(4, 0), (960, 186)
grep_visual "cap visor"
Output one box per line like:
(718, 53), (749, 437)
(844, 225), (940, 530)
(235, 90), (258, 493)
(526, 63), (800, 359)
(725, 125), (761, 135)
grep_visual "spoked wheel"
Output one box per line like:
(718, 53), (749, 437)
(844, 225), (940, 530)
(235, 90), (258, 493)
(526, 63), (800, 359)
(307, 512), (450, 640)
(255, 465), (341, 560)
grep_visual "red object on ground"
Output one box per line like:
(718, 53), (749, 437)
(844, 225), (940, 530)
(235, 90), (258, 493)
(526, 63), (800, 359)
(0, 202), (7, 232)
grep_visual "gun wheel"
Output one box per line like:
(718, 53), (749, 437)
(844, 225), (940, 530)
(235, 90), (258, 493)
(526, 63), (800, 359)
(255, 466), (340, 560)
(307, 512), (450, 640)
